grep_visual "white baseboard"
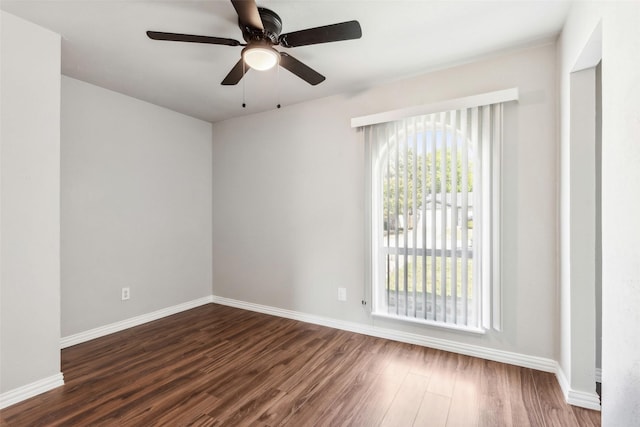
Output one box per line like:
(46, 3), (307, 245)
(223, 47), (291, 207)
(60, 295), (213, 349)
(0, 372), (64, 410)
(555, 365), (601, 411)
(210, 295), (557, 373)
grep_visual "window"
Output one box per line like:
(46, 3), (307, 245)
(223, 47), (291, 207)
(356, 91), (516, 332)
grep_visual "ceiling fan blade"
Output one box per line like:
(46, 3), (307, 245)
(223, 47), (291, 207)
(231, 0), (264, 30)
(221, 59), (248, 85)
(147, 31), (241, 46)
(279, 20), (362, 48)
(278, 52), (325, 86)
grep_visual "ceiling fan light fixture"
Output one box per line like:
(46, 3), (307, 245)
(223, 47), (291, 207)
(243, 45), (279, 71)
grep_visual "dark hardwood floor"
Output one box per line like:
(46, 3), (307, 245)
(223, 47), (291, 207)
(1, 304), (600, 426)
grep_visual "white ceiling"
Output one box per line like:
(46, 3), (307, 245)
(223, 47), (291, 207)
(1, 0), (571, 123)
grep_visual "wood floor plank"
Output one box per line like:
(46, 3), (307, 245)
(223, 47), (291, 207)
(503, 365), (543, 427)
(257, 344), (365, 425)
(531, 370), (583, 427)
(281, 350), (371, 425)
(427, 349), (459, 398)
(380, 372), (429, 427)
(312, 369), (379, 427)
(478, 359), (514, 427)
(0, 304), (601, 427)
(408, 345), (437, 378)
(446, 355), (482, 427)
(145, 392), (221, 426)
(345, 373), (404, 426)
(414, 392), (450, 427)
(210, 387), (288, 426)
(571, 405), (602, 427)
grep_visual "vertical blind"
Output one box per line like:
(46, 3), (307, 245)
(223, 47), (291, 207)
(364, 103), (503, 331)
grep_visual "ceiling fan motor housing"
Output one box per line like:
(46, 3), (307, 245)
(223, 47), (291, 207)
(241, 7), (282, 44)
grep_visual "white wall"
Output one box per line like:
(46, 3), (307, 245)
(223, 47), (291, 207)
(212, 44), (558, 359)
(0, 12), (63, 395)
(556, 57), (600, 410)
(559, 2), (640, 424)
(61, 77), (213, 336)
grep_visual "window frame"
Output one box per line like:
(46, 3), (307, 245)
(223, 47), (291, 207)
(355, 89), (518, 333)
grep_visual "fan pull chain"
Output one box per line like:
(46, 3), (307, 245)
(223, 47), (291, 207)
(242, 60), (246, 108)
(276, 63), (281, 109)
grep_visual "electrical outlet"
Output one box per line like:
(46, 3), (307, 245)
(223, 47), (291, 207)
(121, 287), (130, 301)
(338, 287), (347, 302)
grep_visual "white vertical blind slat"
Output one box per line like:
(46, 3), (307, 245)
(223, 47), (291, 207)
(393, 123), (400, 314)
(411, 117), (418, 318)
(461, 108), (469, 326)
(472, 107), (483, 329)
(421, 115), (428, 319)
(439, 111), (448, 323)
(383, 125), (391, 311)
(403, 119), (410, 316)
(481, 105), (492, 330)
(429, 113), (437, 321)
(450, 110), (458, 325)
(492, 104), (502, 331)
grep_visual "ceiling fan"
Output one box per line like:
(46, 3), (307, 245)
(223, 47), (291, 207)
(146, 0), (362, 86)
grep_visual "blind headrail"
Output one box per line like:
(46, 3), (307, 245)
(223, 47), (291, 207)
(351, 88), (518, 128)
